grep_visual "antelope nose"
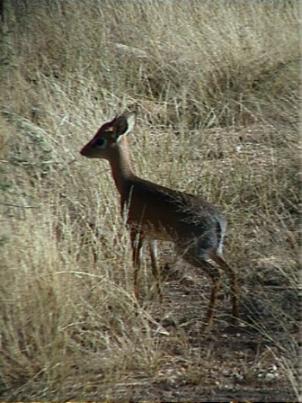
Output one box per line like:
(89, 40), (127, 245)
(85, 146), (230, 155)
(80, 146), (87, 156)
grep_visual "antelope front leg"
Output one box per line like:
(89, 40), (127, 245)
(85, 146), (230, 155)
(130, 229), (144, 300)
(148, 240), (162, 302)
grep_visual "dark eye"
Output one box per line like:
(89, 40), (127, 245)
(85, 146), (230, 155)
(95, 137), (107, 148)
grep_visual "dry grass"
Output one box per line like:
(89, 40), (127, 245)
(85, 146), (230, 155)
(0, 0), (300, 400)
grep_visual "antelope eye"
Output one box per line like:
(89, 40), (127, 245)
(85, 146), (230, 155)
(95, 137), (107, 148)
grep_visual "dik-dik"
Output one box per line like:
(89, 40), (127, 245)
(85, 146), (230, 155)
(80, 111), (239, 329)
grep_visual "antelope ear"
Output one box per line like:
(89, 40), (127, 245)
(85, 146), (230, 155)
(114, 112), (136, 138)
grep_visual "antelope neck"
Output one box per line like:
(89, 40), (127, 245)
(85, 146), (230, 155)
(108, 138), (135, 196)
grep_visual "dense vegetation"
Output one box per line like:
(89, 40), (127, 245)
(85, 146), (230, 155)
(0, 1), (300, 400)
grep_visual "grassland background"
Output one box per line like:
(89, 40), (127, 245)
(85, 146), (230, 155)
(0, 0), (300, 400)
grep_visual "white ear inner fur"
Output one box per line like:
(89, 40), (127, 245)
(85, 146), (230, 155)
(116, 113), (136, 143)
(124, 113), (136, 135)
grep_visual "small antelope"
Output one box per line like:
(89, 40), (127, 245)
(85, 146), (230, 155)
(80, 111), (239, 329)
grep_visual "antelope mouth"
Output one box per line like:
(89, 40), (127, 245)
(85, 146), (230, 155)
(80, 145), (92, 157)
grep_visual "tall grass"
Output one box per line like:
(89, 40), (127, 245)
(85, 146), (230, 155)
(0, 0), (300, 400)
